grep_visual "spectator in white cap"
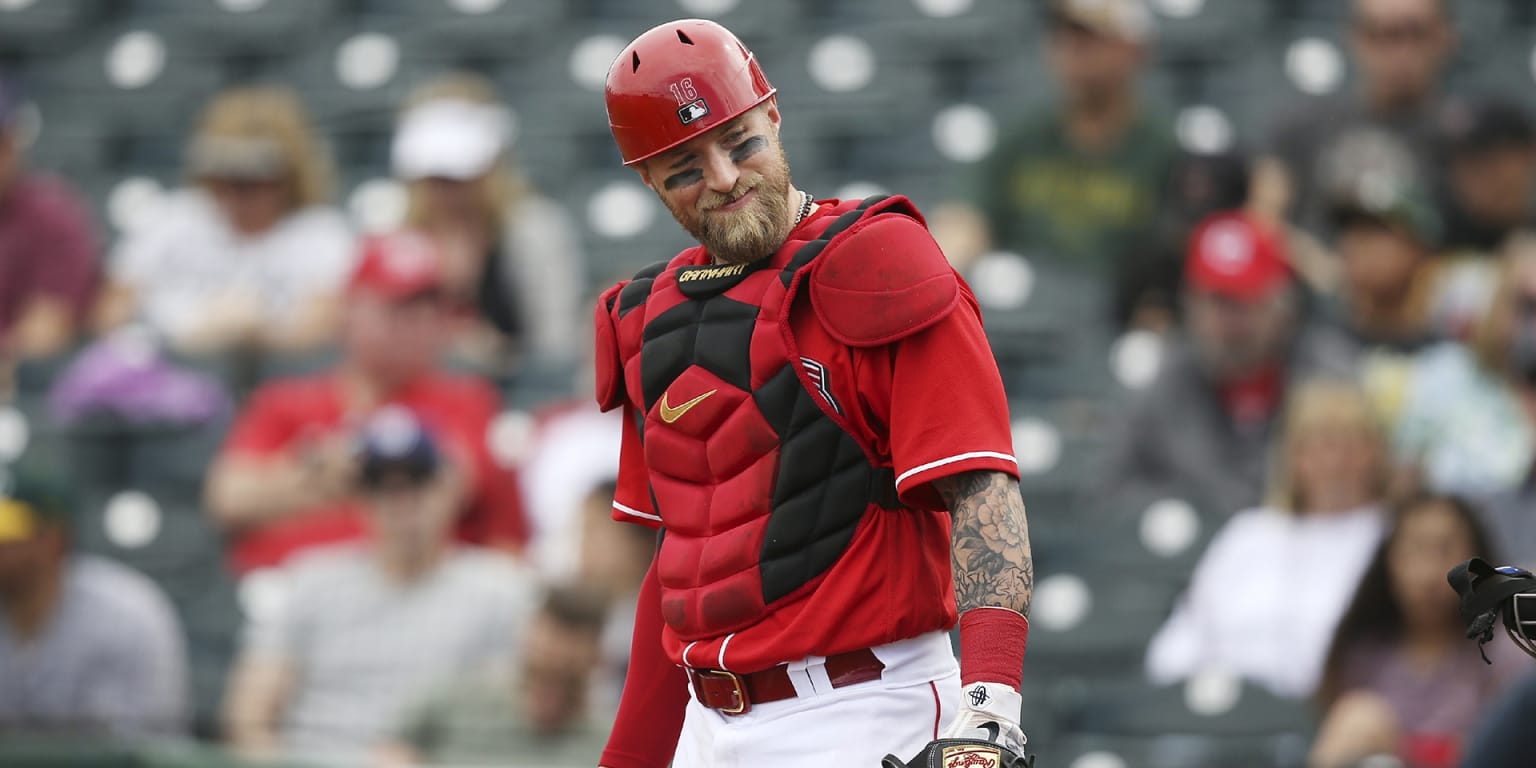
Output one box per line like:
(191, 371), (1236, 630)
(391, 73), (586, 378)
(97, 85), (355, 355)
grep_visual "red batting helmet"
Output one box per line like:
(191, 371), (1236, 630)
(605, 18), (776, 166)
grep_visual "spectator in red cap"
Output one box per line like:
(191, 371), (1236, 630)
(0, 69), (100, 366)
(1104, 211), (1359, 522)
(205, 231), (529, 574)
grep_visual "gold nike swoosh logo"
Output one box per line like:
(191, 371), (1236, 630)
(658, 389), (717, 423)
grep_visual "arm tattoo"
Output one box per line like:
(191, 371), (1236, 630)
(934, 471), (1034, 616)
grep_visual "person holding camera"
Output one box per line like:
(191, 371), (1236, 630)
(221, 407), (536, 764)
(206, 231), (530, 574)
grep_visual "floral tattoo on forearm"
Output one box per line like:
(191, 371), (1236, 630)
(934, 470), (1034, 616)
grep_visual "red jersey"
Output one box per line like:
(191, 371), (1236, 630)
(220, 370), (529, 572)
(603, 198), (1017, 673)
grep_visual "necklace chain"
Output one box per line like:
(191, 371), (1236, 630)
(793, 191), (814, 225)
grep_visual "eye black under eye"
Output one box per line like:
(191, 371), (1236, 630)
(730, 135), (766, 164)
(664, 169), (704, 190)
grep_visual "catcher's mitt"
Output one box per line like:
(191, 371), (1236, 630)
(880, 738), (1036, 768)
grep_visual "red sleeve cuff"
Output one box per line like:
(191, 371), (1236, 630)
(896, 451), (1020, 510)
(611, 500), (663, 528)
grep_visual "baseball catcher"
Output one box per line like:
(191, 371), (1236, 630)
(592, 18), (1037, 768)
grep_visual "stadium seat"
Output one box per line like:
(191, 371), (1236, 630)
(128, 421), (228, 506)
(0, 0), (99, 53)
(1053, 679), (1314, 768)
(1025, 570), (1177, 684)
(125, 0), (342, 56)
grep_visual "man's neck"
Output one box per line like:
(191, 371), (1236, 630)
(339, 364), (417, 412)
(374, 546), (443, 585)
(1363, 85), (1433, 120)
(1, 564), (63, 642)
(1064, 89), (1136, 154)
(1348, 290), (1417, 340)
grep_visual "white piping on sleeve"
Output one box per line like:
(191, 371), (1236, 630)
(895, 451), (1019, 488)
(613, 500), (662, 522)
(717, 633), (736, 671)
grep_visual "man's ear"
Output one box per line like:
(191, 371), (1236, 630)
(764, 98), (782, 135)
(634, 163), (654, 189)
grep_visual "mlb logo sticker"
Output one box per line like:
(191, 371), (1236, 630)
(678, 98), (710, 125)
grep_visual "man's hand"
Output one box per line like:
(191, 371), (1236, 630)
(943, 682), (1027, 755)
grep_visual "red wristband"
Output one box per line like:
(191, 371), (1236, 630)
(958, 607), (1029, 688)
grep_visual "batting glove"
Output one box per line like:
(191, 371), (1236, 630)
(943, 681), (1027, 755)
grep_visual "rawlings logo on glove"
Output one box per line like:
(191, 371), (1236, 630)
(880, 683), (1036, 768)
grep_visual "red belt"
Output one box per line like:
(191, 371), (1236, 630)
(687, 647), (885, 716)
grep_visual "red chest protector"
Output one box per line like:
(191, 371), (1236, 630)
(596, 196), (938, 641)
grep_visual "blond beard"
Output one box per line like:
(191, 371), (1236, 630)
(663, 145), (795, 266)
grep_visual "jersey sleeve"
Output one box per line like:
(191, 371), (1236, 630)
(221, 384), (296, 456)
(887, 291), (1018, 510)
(611, 403), (660, 528)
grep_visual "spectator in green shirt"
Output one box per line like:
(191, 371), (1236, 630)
(936, 0), (1177, 292)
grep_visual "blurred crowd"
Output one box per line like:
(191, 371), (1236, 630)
(2, 0), (1536, 767)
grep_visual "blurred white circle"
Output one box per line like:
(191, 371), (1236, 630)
(912, 0), (974, 18)
(970, 252), (1035, 310)
(933, 104), (997, 163)
(487, 410), (536, 468)
(1176, 105), (1234, 155)
(239, 568), (290, 622)
(335, 32), (400, 90)
(104, 491), (161, 550)
(588, 181), (657, 238)
(0, 0), (39, 11)
(347, 178), (409, 234)
(1110, 330), (1163, 390)
(0, 407), (28, 463)
(1071, 752), (1129, 768)
(833, 180), (888, 200)
(808, 35), (876, 93)
(1140, 498), (1200, 558)
(1034, 574), (1092, 631)
(1285, 37), (1344, 95)
(1185, 669), (1242, 716)
(677, 0), (741, 13)
(107, 177), (167, 235)
(570, 35), (628, 92)
(217, 0), (269, 12)
(106, 30), (166, 90)
(1153, 0), (1204, 18)
(1012, 418), (1061, 475)
(448, 0), (505, 13)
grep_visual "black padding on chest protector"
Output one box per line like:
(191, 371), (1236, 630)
(639, 295), (759, 413)
(633, 200), (903, 605)
(618, 260), (669, 319)
(754, 365), (900, 603)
